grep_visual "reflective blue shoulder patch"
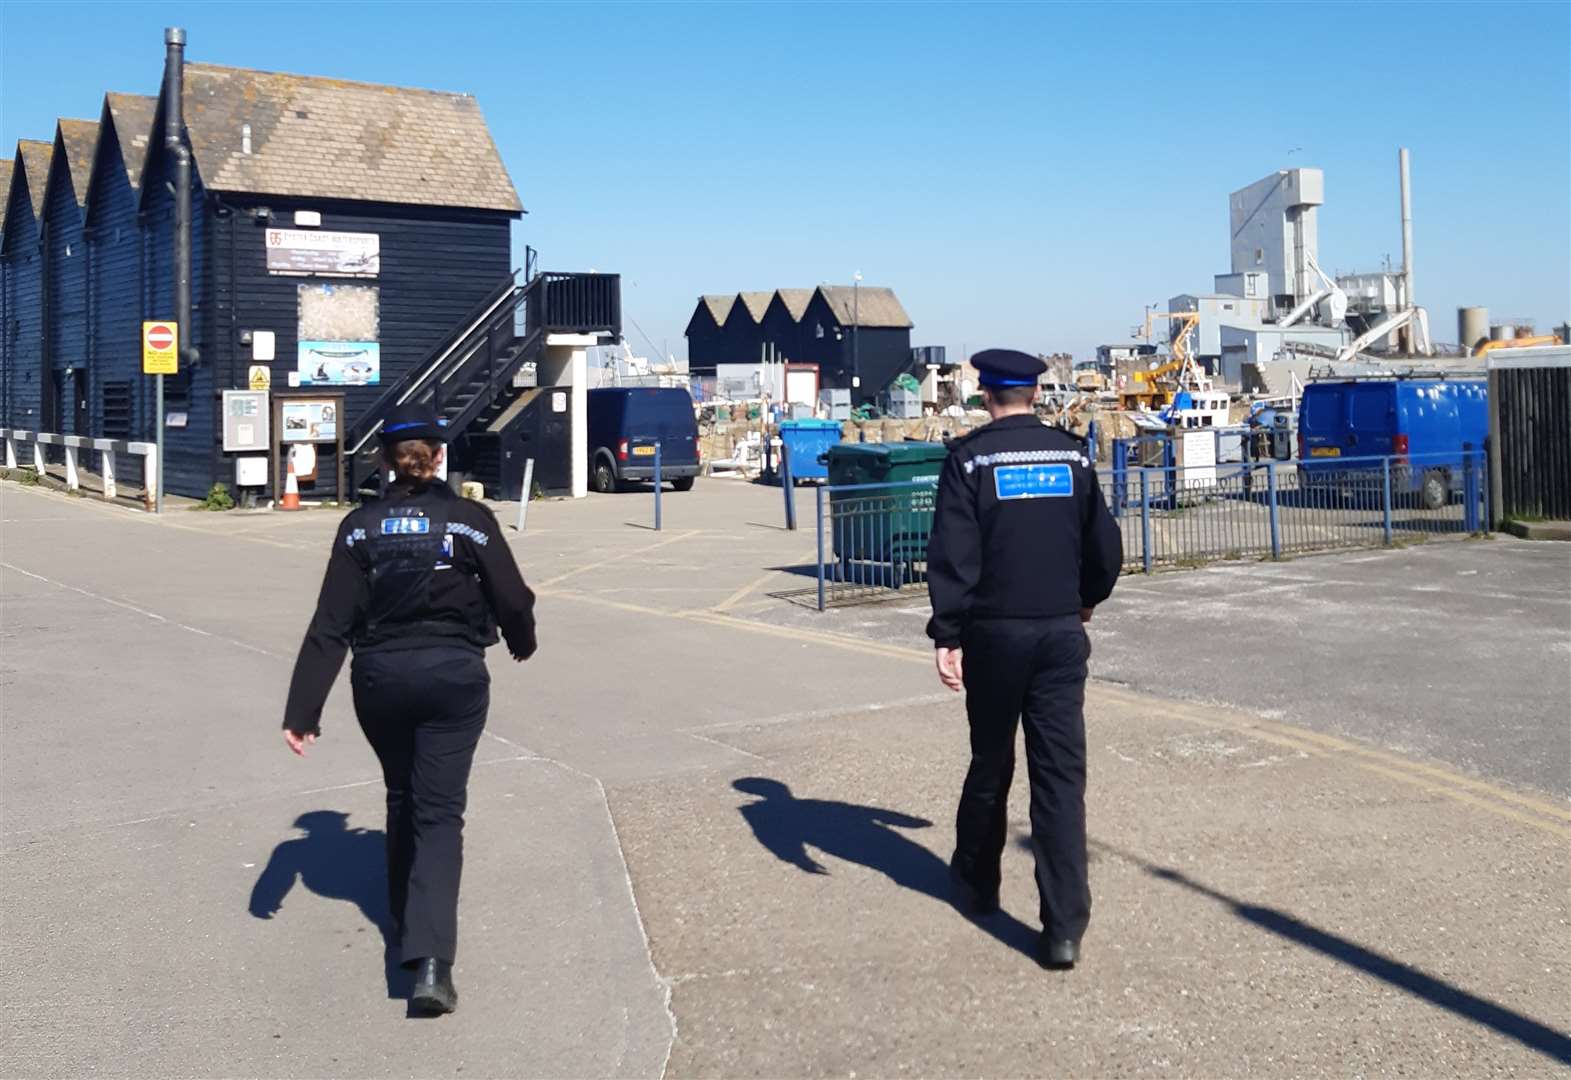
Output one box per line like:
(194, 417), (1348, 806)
(380, 516), (431, 535)
(995, 463), (1074, 500)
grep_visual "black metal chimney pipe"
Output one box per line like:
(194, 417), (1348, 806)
(163, 27), (194, 367)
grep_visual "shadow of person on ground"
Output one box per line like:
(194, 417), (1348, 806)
(249, 810), (404, 999)
(1090, 840), (1571, 1067)
(733, 777), (1039, 959)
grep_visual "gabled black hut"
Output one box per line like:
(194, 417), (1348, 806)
(84, 93), (159, 447)
(760, 287), (813, 365)
(2, 140), (53, 430)
(0, 157), (12, 425)
(684, 294), (736, 375)
(719, 290), (772, 365)
(793, 285), (914, 403)
(42, 119), (100, 438)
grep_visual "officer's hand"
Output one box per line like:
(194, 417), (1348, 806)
(935, 647), (964, 692)
(283, 730), (317, 757)
(1080, 607), (1094, 624)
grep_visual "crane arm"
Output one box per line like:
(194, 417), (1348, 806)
(1474, 334), (1561, 357)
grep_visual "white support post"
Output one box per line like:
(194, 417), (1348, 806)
(32, 439), (45, 473)
(4, 435), (16, 470)
(101, 449), (117, 501)
(140, 445), (159, 512)
(64, 444), (80, 491)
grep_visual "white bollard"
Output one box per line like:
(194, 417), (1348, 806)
(101, 448), (117, 500)
(513, 458), (536, 532)
(141, 446), (158, 512)
(65, 444), (80, 491)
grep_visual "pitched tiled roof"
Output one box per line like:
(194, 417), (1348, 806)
(105, 92), (159, 192)
(731, 291), (772, 323)
(700, 295), (733, 324)
(774, 288), (813, 320)
(816, 285), (912, 329)
(0, 160), (12, 233)
(56, 119), (100, 209)
(181, 63), (521, 212)
(16, 140), (53, 221)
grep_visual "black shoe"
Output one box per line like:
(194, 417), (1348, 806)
(408, 957), (458, 1015)
(948, 861), (1000, 916)
(1038, 936), (1080, 970)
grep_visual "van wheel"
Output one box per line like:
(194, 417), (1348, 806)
(593, 460), (618, 494)
(1420, 469), (1449, 511)
(672, 476), (695, 492)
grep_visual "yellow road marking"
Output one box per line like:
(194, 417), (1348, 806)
(534, 529), (703, 588)
(713, 550), (817, 613)
(1090, 684), (1571, 838)
(1252, 718), (1571, 822)
(550, 594), (1571, 838)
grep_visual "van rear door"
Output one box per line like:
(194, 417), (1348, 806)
(1300, 384), (1346, 457)
(1346, 383), (1396, 456)
(624, 389), (698, 464)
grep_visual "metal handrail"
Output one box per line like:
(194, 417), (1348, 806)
(346, 273), (522, 455)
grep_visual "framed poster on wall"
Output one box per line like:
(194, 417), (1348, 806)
(280, 398), (339, 443)
(296, 340), (380, 386)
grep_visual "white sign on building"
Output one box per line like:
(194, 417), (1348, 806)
(265, 229), (380, 277)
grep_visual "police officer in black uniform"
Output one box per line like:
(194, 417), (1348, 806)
(282, 402), (537, 1014)
(926, 349), (1122, 970)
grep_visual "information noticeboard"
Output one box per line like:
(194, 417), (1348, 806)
(222, 390), (270, 452)
(271, 392), (346, 508)
(279, 398), (340, 443)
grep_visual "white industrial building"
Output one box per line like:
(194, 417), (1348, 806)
(1151, 152), (1432, 389)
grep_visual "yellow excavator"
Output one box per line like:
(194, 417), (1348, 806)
(1473, 334), (1562, 358)
(1119, 310), (1202, 410)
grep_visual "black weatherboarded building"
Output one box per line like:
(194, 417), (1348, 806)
(683, 284), (913, 403)
(2, 60), (525, 497)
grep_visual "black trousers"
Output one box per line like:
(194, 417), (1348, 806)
(952, 616), (1091, 941)
(351, 645), (489, 965)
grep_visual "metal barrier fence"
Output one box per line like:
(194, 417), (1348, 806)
(1103, 450), (1487, 573)
(2, 427), (160, 511)
(802, 451), (1488, 610)
(810, 481), (937, 609)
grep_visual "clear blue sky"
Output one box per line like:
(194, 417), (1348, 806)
(4, 1), (1567, 362)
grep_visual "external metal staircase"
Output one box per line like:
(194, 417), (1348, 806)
(346, 268), (620, 490)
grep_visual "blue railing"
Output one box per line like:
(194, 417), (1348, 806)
(1103, 450), (1489, 573)
(801, 450), (1490, 610)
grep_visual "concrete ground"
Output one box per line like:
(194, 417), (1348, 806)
(2, 477), (1567, 1077)
(752, 530), (1571, 798)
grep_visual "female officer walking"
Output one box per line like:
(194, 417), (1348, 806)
(281, 402), (537, 1015)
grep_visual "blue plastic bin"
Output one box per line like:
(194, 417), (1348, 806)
(777, 419), (843, 483)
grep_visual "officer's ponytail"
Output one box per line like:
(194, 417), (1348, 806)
(390, 439), (443, 487)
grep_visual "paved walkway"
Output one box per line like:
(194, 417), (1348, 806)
(2, 479), (1566, 1077)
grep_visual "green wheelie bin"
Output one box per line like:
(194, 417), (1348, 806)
(824, 441), (950, 586)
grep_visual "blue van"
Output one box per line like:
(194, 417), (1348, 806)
(587, 387), (700, 493)
(1298, 378), (1487, 508)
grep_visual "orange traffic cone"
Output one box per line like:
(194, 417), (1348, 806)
(280, 457), (302, 511)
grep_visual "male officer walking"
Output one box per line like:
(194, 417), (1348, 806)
(926, 349), (1122, 970)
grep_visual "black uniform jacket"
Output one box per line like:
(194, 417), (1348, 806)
(925, 414), (1122, 648)
(283, 482), (537, 735)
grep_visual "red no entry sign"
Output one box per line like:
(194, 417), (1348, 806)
(142, 321), (179, 375)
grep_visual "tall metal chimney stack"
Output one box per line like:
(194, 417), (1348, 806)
(1399, 147), (1414, 309)
(163, 26), (192, 367)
